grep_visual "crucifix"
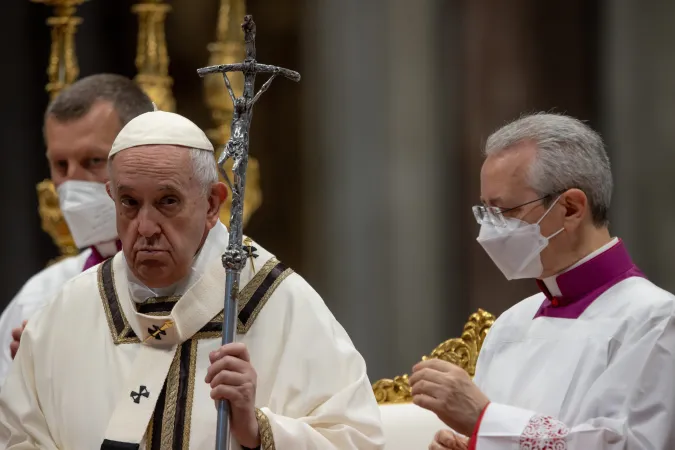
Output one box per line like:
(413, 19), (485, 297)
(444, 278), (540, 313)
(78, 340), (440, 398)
(197, 15), (300, 450)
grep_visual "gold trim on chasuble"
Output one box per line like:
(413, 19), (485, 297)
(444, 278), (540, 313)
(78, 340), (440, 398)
(236, 258), (293, 334)
(98, 259), (141, 344)
(256, 408), (277, 450)
(98, 257), (293, 345)
(97, 257), (292, 447)
(144, 339), (198, 449)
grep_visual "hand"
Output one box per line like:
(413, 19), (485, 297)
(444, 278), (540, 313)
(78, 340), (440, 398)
(9, 321), (27, 360)
(429, 429), (468, 450)
(410, 358), (489, 436)
(205, 343), (259, 448)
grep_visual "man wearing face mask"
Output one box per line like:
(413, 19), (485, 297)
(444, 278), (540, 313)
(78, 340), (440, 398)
(411, 113), (675, 450)
(0, 74), (154, 386)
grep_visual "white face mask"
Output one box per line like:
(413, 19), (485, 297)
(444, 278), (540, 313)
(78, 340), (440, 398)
(57, 180), (118, 249)
(476, 197), (563, 280)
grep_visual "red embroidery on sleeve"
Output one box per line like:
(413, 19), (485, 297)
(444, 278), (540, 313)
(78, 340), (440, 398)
(519, 415), (569, 450)
(468, 402), (490, 450)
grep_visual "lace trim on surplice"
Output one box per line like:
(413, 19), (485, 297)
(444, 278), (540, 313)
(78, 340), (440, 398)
(519, 414), (569, 450)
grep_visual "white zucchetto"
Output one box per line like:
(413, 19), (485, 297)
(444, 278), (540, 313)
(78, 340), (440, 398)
(109, 111), (214, 158)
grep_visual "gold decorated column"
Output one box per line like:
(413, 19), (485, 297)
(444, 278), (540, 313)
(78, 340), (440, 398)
(132, 0), (175, 112)
(33, 0), (84, 100)
(32, 0), (85, 259)
(204, 0), (261, 227)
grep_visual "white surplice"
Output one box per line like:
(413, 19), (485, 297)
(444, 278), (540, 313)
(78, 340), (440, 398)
(0, 249), (92, 387)
(0, 223), (384, 450)
(0, 239), (120, 388)
(473, 276), (675, 449)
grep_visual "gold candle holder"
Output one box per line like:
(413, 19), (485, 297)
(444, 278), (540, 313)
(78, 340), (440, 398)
(204, 0), (262, 228)
(32, 0), (84, 101)
(132, 0), (175, 112)
(37, 181), (78, 262)
(32, 0), (84, 258)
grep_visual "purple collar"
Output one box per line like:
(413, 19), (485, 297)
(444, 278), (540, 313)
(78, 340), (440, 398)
(534, 239), (645, 319)
(82, 241), (122, 271)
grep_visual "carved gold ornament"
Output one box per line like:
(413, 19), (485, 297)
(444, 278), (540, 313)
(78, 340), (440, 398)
(372, 308), (496, 404)
(32, 0), (84, 100)
(36, 180), (78, 260)
(32, 0), (83, 259)
(132, 0), (175, 113)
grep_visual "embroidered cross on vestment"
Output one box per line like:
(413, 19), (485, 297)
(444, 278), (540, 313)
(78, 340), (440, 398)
(130, 385), (150, 403)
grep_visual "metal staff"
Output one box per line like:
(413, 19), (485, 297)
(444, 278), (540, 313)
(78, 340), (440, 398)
(197, 15), (300, 450)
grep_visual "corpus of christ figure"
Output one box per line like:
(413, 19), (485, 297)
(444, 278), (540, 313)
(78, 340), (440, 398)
(199, 14), (300, 270)
(197, 14), (300, 450)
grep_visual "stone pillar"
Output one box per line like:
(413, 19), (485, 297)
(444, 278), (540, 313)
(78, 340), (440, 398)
(302, 0), (460, 380)
(601, 1), (675, 291)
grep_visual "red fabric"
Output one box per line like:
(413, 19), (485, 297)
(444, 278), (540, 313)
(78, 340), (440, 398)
(535, 279), (553, 301)
(535, 278), (561, 306)
(468, 402), (490, 450)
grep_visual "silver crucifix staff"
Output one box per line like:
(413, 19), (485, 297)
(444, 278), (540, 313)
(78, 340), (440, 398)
(197, 14), (300, 450)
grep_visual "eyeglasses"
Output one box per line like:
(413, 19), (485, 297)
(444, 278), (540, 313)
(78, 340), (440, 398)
(472, 194), (553, 227)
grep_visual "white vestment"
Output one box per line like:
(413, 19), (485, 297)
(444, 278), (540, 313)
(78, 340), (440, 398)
(0, 223), (384, 449)
(0, 249), (91, 387)
(472, 241), (675, 449)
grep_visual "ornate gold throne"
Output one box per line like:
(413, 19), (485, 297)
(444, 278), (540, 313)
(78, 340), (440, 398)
(372, 308), (496, 404)
(373, 309), (496, 450)
(32, 0), (261, 261)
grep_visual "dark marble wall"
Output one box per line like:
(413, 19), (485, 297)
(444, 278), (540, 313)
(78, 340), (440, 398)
(460, 0), (600, 316)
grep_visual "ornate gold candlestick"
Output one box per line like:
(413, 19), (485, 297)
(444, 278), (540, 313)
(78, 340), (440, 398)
(32, 0), (84, 258)
(32, 0), (84, 100)
(132, 0), (175, 111)
(37, 181), (78, 260)
(204, 0), (261, 228)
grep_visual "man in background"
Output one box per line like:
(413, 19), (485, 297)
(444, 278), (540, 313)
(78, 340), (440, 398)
(413, 113), (675, 449)
(0, 74), (154, 385)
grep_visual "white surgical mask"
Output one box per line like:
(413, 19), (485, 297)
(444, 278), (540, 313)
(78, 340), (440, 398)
(57, 180), (118, 249)
(476, 197), (564, 280)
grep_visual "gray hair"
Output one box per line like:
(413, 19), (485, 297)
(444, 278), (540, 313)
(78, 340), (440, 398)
(45, 74), (154, 128)
(484, 112), (612, 226)
(188, 148), (219, 195)
(108, 148), (219, 196)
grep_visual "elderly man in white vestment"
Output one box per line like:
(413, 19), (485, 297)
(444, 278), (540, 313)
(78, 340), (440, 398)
(411, 113), (675, 450)
(0, 74), (154, 385)
(0, 111), (384, 449)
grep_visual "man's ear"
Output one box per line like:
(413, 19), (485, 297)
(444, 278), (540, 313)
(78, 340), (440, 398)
(206, 182), (228, 228)
(106, 181), (113, 200)
(560, 188), (587, 231)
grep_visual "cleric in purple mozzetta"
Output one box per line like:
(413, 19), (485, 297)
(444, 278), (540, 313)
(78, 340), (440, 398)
(411, 113), (675, 450)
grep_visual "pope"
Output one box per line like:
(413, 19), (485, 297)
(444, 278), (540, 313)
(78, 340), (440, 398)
(0, 111), (384, 449)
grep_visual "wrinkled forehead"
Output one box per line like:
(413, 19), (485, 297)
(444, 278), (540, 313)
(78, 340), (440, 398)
(109, 144), (194, 190)
(480, 142), (538, 207)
